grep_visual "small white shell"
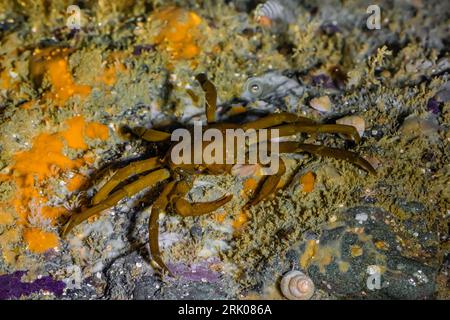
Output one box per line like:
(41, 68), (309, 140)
(336, 115), (365, 137)
(280, 270), (315, 300)
(309, 96), (332, 112)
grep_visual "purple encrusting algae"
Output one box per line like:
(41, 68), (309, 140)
(0, 271), (65, 299)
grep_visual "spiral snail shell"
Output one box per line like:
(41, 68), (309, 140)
(280, 270), (315, 300)
(254, 0), (296, 26)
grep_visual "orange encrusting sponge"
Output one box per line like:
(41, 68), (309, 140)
(0, 116), (109, 256)
(300, 171), (315, 193)
(23, 228), (59, 254)
(12, 132), (83, 182)
(46, 58), (91, 104)
(67, 173), (88, 192)
(149, 7), (203, 61)
(29, 47), (91, 106)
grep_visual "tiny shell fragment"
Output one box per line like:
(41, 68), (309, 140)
(336, 115), (365, 137)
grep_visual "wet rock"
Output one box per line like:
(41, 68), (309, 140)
(106, 255), (237, 299)
(154, 280), (231, 300)
(285, 249), (300, 265)
(189, 224), (203, 240)
(396, 199), (426, 215)
(399, 115), (440, 141)
(63, 276), (104, 300)
(104, 251), (157, 299)
(132, 275), (162, 300)
(304, 207), (438, 299)
(167, 261), (221, 283)
(435, 81), (450, 103)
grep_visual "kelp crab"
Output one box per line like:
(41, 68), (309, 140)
(62, 74), (375, 275)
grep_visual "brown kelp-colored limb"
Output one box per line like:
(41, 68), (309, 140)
(272, 123), (361, 143)
(149, 181), (176, 276)
(242, 112), (316, 131)
(133, 127), (171, 142)
(174, 195), (233, 217)
(297, 143), (375, 174)
(277, 142), (376, 174)
(92, 157), (161, 205)
(244, 158), (286, 208)
(169, 177), (233, 217)
(62, 169), (170, 237)
(196, 73), (217, 124)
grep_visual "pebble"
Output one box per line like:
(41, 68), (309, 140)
(436, 82), (450, 103)
(399, 115), (439, 140)
(309, 96), (332, 112)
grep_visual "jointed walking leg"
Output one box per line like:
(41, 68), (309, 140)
(63, 169), (170, 236)
(93, 157), (161, 205)
(277, 142), (376, 174)
(244, 158), (286, 208)
(149, 181), (176, 275)
(170, 178), (233, 217)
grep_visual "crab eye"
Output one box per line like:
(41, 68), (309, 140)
(251, 84), (260, 93)
(245, 78), (264, 98)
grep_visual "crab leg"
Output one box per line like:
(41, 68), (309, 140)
(149, 181), (176, 275)
(240, 113), (360, 142)
(196, 73), (217, 124)
(272, 123), (361, 143)
(92, 157), (161, 205)
(174, 195), (233, 217)
(133, 127), (171, 142)
(149, 178), (232, 275)
(277, 142), (376, 174)
(242, 112), (316, 130)
(168, 178), (233, 217)
(244, 158), (286, 208)
(62, 169), (170, 237)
